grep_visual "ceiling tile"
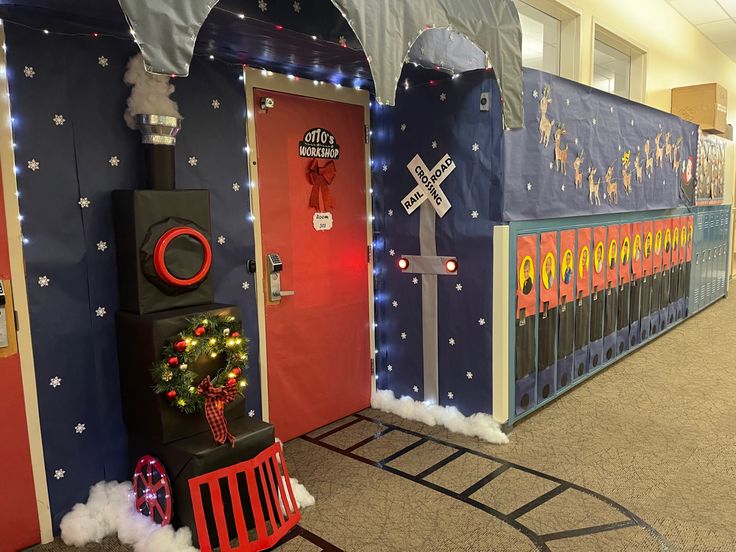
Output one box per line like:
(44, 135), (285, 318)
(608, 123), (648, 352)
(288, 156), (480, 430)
(716, 39), (736, 61)
(697, 19), (736, 43)
(669, 0), (730, 24)
(716, 0), (736, 17)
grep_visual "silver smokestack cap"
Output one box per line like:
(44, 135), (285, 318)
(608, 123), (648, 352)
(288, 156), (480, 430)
(135, 114), (182, 146)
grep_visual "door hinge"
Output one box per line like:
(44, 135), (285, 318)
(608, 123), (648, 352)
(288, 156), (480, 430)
(370, 358), (375, 375)
(14, 309), (19, 332)
(367, 244), (372, 263)
(364, 125), (369, 144)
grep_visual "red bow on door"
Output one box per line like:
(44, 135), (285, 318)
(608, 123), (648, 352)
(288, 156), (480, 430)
(197, 376), (239, 447)
(307, 158), (336, 211)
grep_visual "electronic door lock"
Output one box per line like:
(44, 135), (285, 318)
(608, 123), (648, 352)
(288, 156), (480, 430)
(267, 253), (294, 303)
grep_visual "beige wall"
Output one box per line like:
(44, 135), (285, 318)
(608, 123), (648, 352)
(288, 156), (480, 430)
(553, 0), (736, 129)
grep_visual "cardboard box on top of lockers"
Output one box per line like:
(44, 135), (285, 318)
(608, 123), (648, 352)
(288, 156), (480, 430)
(671, 83), (728, 135)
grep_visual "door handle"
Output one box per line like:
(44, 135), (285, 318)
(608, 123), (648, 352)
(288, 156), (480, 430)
(277, 290), (295, 297)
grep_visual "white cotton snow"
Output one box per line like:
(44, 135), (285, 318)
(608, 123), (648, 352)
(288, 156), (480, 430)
(123, 53), (182, 129)
(371, 389), (509, 445)
(60, 480), (197, 552)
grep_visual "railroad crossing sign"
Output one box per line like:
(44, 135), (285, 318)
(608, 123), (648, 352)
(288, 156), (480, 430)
(401, 153), (456, 217)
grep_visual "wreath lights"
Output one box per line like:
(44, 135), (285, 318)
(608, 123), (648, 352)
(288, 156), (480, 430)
(152, 314), (248, 414)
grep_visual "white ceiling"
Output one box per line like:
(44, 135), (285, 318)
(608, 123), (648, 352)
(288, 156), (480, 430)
(667, 0), (736, 62)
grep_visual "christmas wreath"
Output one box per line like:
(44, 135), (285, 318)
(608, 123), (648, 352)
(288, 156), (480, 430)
(152, 314), (248, 414)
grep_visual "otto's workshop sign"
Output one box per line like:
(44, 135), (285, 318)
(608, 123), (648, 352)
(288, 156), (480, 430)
(402, 153), (456, 217)
(299, 128), (340, 159)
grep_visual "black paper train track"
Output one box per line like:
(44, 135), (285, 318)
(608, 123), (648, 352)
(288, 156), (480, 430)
(510, 211), (719, 419)
(537, 84), (694, 206)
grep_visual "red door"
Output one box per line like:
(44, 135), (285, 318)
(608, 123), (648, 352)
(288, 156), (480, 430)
(0, 167), (41, 547)
(254, 88), (371, 441)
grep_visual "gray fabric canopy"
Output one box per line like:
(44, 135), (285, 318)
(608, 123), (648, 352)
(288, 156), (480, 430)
(118, 0), (219, 76)
(331, 0), (523, 129)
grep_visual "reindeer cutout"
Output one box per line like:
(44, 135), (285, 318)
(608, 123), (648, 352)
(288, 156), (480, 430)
(621, 151), (632, 195)
(664, 131), (672, 162)
(588, 166), (601, 206)
(573, 150), (585, 189)
(554, 125), (569, 175)
(538, 86), (554, 147)
(673, 137), (682, 173)
(634, 151), (643, 183)
(644, 139), (653, 178)
(605, 164), (618, 205)
(655, 132), (663, 168)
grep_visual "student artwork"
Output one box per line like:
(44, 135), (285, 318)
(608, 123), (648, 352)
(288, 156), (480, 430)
(573, 150), (585, 189)
(650, 219), (664, 335)
(634, 151), (643, 184)
(573, 227), (592, 378)
(588, 166), (601, 206)
(655, 131), (664, 168)
(538, 85), (554, 147)
(588, 226), (607, 370)
(605, 164), (618, 206)
(616, 224), (632, 354)
(554, 124), (569, 175)
(660, 219), (673, 331)
(557, 230), (576, 385)
(621, 151), (632, 195)
(664, 131), (672, 162)
(669, 224), (681, 323)
(629, 223), (644, 347)
(538, 232), (558, 400)
(685, 216), (694, 315)
(515, 235), (538, 414)
(672, 137), (682, 173)
(644, 139), (653, 178)
(640, 220), (654, 342)
(603, 225), (619, 362)
(696, 132), (727, 205)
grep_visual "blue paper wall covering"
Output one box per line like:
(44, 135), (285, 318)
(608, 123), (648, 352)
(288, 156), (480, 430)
(371, 69), (504, 416)
(7, 23), (261, 528)
(503, 69), (698, 221)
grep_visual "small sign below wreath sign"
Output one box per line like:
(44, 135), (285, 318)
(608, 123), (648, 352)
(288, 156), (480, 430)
(152, 314), (248, 446)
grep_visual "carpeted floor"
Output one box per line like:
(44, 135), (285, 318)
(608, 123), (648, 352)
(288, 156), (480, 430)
(32, 295), (736, 551)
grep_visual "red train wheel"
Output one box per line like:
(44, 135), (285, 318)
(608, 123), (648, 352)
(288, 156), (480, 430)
(132, 455), (173, 526)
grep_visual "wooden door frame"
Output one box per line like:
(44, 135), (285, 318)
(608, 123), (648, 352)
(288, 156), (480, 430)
(0, 23), (53, 543)
(243, 69), (375, 422)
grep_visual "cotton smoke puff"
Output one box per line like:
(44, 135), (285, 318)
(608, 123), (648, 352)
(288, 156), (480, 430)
(123, 53), (182, 129)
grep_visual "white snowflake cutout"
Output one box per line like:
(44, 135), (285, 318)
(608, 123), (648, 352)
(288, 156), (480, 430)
(574, 138), (579, 146)
(382, 164), (388, 172)
(561, 184), (566, 191)
(49, 376), (61, 388)
(24, 66), (35, 78)
(618, 145), (622, 152)
(439, 92), (446, 101)
(96, 241), (107, 251)
(592, 118), (597, 125)
(95, 306), (106, 317)
(610, 106), (614, 113)
(248, 409), (255, 417)
(448, 338), (455, 346)
(52, 114), (65, 126)
(565, 98), (570, 106)
(27, 159), (40, 171)
(411, 385), (419, 393)
(188, 156), (198, 167)
(293, 0), (301, 12)
(431, 140), (438, 149)
(447, 391), (454, 399)
(412, 277), (419, 285)
(549, 161), (554, 170)
(527, 182), (533, 191)
(78, 197), (91, 208)
(472, 143), (479, 152)
(466, 371), (473, 379)
(108, 155), (119, 167)
(97, 56), (109, 67)
(74, 423), (86, 434)
(630, 119), (635, 126)
(387, 364), (393, 372)
(387, 209), (394, 216)
(242, 281), (250, 291)
(532, 89), (538, 98)
(258, 0), (268, 11)
(389, 249), (395, 256)
(232, 182), (240, 191)
(37, 275), (50, 287)
(392, 300), (398, 308)
(471, 210), (479, 219)
(456, 283), (463, 291)
(401, 332), (407, 340)
(211, 99), (221, 109)
(54, 469), (65, 480)
(478, 318), (486, 326)
(400, 123), (406, 132)
(217, 235), (226, 245)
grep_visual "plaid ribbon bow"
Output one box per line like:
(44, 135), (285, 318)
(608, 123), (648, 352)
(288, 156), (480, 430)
(307, 158), (336, 211)
(197, 376), (239, 447)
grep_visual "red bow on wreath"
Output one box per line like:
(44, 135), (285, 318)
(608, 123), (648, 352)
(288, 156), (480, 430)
(307, 158), (336, 211)
(197, 376), (239, 447)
